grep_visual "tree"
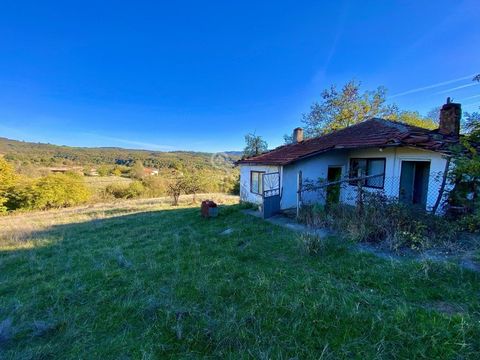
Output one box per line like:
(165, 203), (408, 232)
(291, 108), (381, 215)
(183, 172), (203, 203)
(166, 171), (188, 206)
(243, 133), (268, 158)
(301, 80), (398, 137)
(167, 176), (186, 206)
(296, 80), (441, 141)
(463, 75), (480, 139)
(426, 107), (441, 123)
(449, 89), (480, 219)
(464, 112), (480, 140)
(393, 110), (438, 129)
(0, 158), (16, 213)
(130, 161), (145, 179)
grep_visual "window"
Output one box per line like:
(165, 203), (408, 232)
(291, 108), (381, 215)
(349, 158), (385, 188)
(250, 171), (264, 194)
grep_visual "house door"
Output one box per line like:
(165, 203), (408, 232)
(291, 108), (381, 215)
(326, 167), (342, 205)
(262, 172), (281, 219)
(399, 161), (430, 208)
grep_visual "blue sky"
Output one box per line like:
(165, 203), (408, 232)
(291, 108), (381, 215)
(0, 0), (479, 152)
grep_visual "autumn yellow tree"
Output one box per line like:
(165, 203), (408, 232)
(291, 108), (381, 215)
(0, 158), (17, 213)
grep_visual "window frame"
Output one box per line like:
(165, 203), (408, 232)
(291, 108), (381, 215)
(250, 171), (265, 195)
(348, 157), (386, 189)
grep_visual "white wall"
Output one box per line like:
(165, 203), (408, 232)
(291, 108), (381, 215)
(240, 147), (451, 214)
(239, 164), (280, 204)
(281, 150), (349, 209)
(340, 147), (450, 212)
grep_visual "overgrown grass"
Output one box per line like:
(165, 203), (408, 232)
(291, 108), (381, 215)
(0, 198), (479, 358)
(298, 194), (460, 251)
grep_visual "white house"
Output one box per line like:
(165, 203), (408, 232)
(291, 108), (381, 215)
(238, 100), (461, 218)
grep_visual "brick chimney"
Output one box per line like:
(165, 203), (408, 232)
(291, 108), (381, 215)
(293, 127), (303, 143)
(439, 97), (461, 137)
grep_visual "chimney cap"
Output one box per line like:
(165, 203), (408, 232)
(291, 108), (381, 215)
(293, 127), (304, 143)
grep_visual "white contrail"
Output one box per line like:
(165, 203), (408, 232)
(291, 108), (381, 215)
(460, 94), (480, 101)
(389, 74), (478, 99)
(464, 100), (480, 108)
(436, 82), (479, 95)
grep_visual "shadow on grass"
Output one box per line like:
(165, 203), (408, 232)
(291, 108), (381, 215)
(0, 204), (246, 249)
(0, 204), (479, 359)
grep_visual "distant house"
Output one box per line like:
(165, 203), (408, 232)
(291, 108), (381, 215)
(88, 168), (99, 176)
(48, 167), (71, 173)
(48, 166), (83, 174)
(143, 167), (159, 176)
(238, 100), (461, 218)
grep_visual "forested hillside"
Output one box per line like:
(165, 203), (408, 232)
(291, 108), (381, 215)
(0, 137), (235, 170)
(0, 137), (240, 212)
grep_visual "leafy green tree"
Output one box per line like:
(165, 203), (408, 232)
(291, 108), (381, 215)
(449, 101), (480, 221)
(243, 133), (268, 158)
(294, 80), (441, 141)
(301, 80), (398, 137)
(450, 137), (479, 215)
(0, 158), (16, 213)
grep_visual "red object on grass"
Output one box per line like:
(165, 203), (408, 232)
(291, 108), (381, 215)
(201, 200), (218, 218)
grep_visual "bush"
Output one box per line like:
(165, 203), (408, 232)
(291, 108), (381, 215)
(142, 176), (167, 197)
(457, 213), (480, 233)
(8, 173), (91, 210)
(298, 193), (458, 251)
(105, 181), (145, 199)
(97, 165), (111, 177)
(129, 161), (145, 179)
(111, 167), (122, 177)
(0, 158), (16, 213)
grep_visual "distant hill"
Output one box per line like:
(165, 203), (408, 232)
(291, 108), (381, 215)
(224, 151), (243, 157)
(0, 137), (240, 170)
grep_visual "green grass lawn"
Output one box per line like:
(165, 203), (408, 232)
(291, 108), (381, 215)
(0, 201), (479, 359)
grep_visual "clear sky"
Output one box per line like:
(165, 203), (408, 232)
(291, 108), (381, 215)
(0, 0), (479, 152)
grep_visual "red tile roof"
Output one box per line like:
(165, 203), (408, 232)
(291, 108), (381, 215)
(238, 118), (458, 166)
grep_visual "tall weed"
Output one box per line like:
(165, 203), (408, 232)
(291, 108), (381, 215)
(299, 193), (458, 251)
